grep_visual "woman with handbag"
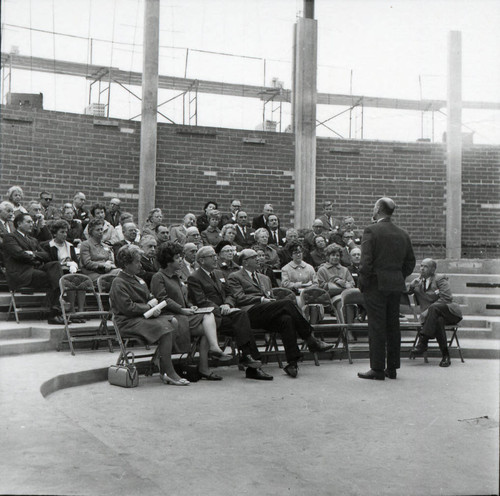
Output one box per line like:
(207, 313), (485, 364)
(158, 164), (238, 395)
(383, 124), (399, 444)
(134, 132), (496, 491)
(151, 242), (232, 381)
(110, 244), (189, 386)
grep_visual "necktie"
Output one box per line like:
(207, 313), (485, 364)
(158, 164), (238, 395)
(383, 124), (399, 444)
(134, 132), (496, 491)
(252, 272), (260, 287)
(273, 231), (278, 244)
(423, 279), (428, 291)
(210, 272), (218, 284)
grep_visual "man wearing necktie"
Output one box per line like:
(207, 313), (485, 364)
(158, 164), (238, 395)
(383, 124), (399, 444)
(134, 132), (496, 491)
(227, 249), (334, 378)
(188, 246), (272, 380)
(138, 235), (160, 287)
(408, 258), (462, 367)
(266, 214), (286, 248)
(0, 201), (15, 267)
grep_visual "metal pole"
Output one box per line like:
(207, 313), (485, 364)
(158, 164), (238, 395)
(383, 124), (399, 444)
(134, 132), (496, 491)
(446, 31), (462, 259)
(304, 0), (314, 19)
(138, 0), (160, 226)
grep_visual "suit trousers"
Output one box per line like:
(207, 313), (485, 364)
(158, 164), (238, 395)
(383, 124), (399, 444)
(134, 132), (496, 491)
(363, 288), (401, 371)
(421, 302), (462, 339)
(218, 311), (261, 360)
(246, 299), (312, 363)
(30, 261), (63, 311)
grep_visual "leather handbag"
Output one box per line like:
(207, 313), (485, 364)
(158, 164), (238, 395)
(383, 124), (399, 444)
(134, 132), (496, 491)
(108, 352), (139, 388)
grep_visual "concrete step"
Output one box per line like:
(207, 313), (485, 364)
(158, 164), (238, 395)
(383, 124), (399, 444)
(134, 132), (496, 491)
(434, 259), (500, 274)
(454, 294), (500, 316)
(0, 336), (54, 355)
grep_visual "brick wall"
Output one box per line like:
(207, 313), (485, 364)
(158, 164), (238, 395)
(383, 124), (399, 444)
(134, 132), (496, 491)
(1, 106), (499, 259)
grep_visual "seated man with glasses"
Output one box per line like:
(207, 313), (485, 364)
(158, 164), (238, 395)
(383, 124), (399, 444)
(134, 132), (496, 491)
(227, 249), (334, 378)
(39, 191), (60, 222)
(187, 246), (273, 381)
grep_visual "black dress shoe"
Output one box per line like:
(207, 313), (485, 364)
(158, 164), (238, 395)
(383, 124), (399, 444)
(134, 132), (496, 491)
(284, 362), (298, 378)
(439, 355), (451, 367)
(384, 368), (397, 379)
(245, 368), (273, 381)
(357, 369), (385, 380)
(410, 343), (427, 356)
(47, 315), (65, 325)
(307, 338), (334, 353)
(240, 355), (262, 369)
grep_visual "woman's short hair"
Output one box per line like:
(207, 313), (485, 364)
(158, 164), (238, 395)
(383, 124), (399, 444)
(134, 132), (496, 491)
(313, 235), (326, 248)
(7, 186), (23, 200)
(90, 203), (107, 216)
(156, 242), (183, 268)
(207, 209), (221, 220)
(50, 219), (70, 236)
(116, 244), (143, 269)
(215, 240), (232, 254)
(287, 240), (303, 254)
(147, 208), (162, 221)
(254, 227), (269, 240)
(87, 218), (105, 236)
(325, 243), (342, 257)
(203, 201), (218, 211)
(221, 223), (236, 237)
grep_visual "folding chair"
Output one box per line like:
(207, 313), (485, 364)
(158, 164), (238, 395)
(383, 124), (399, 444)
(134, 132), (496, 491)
(96, 273), (118, 313)
(7, 285), (50, 323)
(57, 274), (114, 355)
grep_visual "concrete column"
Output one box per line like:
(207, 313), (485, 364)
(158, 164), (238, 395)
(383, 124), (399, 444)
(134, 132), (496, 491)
(446, 31), (462, 259)
(138, 0), (160, 226)
(293, 17), (317, 229)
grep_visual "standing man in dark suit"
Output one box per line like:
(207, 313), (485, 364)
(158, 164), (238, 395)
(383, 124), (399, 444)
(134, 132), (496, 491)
(234, 211), (255, 249)
(408, 258), (462, 367)
(252, 203), (274, 230)
(358, 197), (415, 380)
(266, 214), (287, 248)
(3, 213), (64, 324)
(187, 246), (272, 380)
(227, 249), (334, 378)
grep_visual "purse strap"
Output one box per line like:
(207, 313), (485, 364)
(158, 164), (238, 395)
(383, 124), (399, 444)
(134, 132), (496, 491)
(123, 351), (135, 366)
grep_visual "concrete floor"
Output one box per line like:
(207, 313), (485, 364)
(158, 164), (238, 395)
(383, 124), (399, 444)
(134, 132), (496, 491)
(0, 352), (498, 496)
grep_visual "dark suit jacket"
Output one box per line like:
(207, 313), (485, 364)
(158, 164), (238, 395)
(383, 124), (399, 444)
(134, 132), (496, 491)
(267, 227), (287, 247)
(139, 255), (160, 287)
(252, 214), (268, 230)
(3, 231), (51, 288)
(234, 225), (255, 249)
(187, 268), (235, 311)
(359, 218), (415, 293)
(105, 210), (121, 227)
(42, 242), (79, 265)
(73, 207), (91, 227)
(318, 214), (341, 232)
(0, 220), (15, 264)
(227, 268), (273, 311)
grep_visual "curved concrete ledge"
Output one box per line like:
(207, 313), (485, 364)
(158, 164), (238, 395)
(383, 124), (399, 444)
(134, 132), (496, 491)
(40, 367), (108, 398)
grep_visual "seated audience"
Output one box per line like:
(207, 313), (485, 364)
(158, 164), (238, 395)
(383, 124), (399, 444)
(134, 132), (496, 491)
(266, 214), (286, 247)
(8, 186), (27, 214)
(233, 211), (255, 249)
(155, 224), (170, 244)
(27, 201), (52, 242)
(39, 191), (60, 222)
(185, 226), (203, 249)
(105, 198), (122, 227)
(318, 201), (340, 233)
(201, 209), (222, 247)
(79, 218), (119, 282)
(281, 241), (317, 293)
(60, 203), (84, 247)
(220, 199), (241, 225)
(227, 249), (334, 378)
(112, 222), (139, 258)
(0, 201), (15, 266)
(252, 203), (273, 230)
(151, 243), (232, 381)
(188, 246), (272, 381)
(84, 203), (115, 244)
(347, 247), (362, 287)
(340, 216), (363, 242)
(72, 192), (91, 228)
(44, 219), (85, 322)
(142, 208), (163, 237)
(138, 235), (160, 287)
(255, 247), (279, 288)
(278, 228), (300, 267)
(305, 234), (328, 270)
(110, 244), (186, 385)
(253, 228), (280, 269)
(409, 258), (463, 367)
(338, 230), (357, 267)
(196, 201), (218, 233)
(3, 213), (64, 324)
(216, 241), (240, 278)
(108, 212), (137, 245)
(178, 242), (198, 282)
(170, 213), (197, 247)
(303, 219), (328, 255)
(317, 244), (355, 297)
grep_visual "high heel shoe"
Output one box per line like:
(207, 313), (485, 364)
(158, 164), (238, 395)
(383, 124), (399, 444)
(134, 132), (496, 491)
(208, 349), (233, 362)
(161, 373), (190, 386)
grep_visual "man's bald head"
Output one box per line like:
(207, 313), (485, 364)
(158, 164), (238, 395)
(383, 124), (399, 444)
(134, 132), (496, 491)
(375, 197), (396, 216)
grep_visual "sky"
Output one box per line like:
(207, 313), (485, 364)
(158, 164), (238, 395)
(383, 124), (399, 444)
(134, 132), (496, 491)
(1, 0), (499, 143)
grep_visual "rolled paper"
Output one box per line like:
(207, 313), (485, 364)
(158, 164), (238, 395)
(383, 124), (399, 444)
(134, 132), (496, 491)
(143, 300), (167, 319)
